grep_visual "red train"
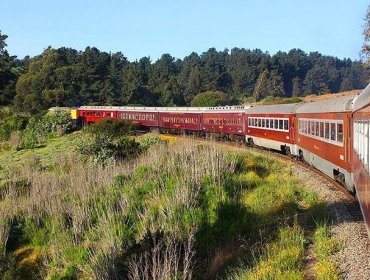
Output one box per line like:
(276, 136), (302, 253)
(69, 87), (370, 237)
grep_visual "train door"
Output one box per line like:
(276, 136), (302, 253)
(290, 115), (296, 142)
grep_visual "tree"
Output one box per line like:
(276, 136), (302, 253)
(10, 44), (369, 113)
(253, 70), (285, 101)
(190, 91), (229, 107)
(303, 65), (330, 95)
(0, 31), (18, 106)
(362, 4), (370, 64)
(292, 77), (302, 97)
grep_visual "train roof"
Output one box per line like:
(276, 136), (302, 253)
(353, 84), (370, 112)
(246, 103), (302, 114)
(79, 105), (250, 113)
(296, 95), (357, 114)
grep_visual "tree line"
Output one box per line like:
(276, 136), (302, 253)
(0, 31), (369, 113)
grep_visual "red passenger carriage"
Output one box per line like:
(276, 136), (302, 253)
(296, 95), (356, 189)
(352, 84), (370, 232)
(245, 103), (301, 155)
(158, 108), (202, 131)
(116, 107), (159, 127)
(202, 106), (246, 138)
(77, 106), (118, 123)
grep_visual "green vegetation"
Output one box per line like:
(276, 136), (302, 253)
(232, 225), (306, 280)
(313, 224), (340, 280)
(261, 96), (303, 105)
(190, 90), (232, 107)
(0, 133), (340, 279)
(0, 30), (368, 113)
(83, 118), (135, 138)
(0, 109), (73, 150)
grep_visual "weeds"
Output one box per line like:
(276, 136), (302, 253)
(313, 224), (340, 280)
(0, 135), (340, 279)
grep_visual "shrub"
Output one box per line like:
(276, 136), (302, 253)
(43, 110), (73, 136)
(84, 119), (135, 138)
(139, 134), (165, 150)
(191, 91), (231, 107)
(76, 133), (117, 165)
(116, 137), (141, 159)
(0, 116), (29, 141)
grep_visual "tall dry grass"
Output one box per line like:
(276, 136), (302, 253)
(0, 139), (237, 279)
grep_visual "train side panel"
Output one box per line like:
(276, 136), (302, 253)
(245, 113), (297, 154)
(202, 112), (244, 135)
(353, 103), (370, 234)
(117, 110), (159, 127)
(296, 112), (352, 171)
(159, 112), (202, 131)
(77, 109), (117, 123)
(296, 112), (353, 189)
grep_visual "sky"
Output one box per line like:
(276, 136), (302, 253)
(1, 0), (368, 61)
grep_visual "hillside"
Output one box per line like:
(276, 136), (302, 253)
(0, 119), (340, 279)
(303, 89), (362, 102)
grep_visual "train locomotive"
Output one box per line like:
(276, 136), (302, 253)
(67, 85), (370, 237)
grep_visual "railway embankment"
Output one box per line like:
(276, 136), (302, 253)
(0, 128), (368, 279)
(291, 163), (370, 280)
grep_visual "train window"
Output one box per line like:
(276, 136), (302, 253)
(315, 122), (320, 137)
(365, 123), (369, 168)
(284, 120), (288, 131)
(266, 119), (270, 128)
(324, 123), (329, 139)
(320, 122), (324, 138)
(279, 120), (283, 130)
(274, 119), (278, 129)
(258, 119), (261, 127)
(270, 119), (274, 129)
(262, 119), (265, 127)
(248, 118), (252, 126)
(330, 123), (336, 141)
(337, 123), (343, 143)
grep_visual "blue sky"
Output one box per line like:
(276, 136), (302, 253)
(1, 0), (368, 61)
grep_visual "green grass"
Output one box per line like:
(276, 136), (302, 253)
(313, 224), (340, 280)
(231, 225), (306, 280)
(0, 136), (341, 279)
(0, 133), (79, 184)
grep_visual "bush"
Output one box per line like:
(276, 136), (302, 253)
(43, 110), (73, 136)
(76, 133), (117, 165)
(261, 96), (303, 105)
(84, 119), (135, 138)
(139, 134), (165, 150)
(0, 116), (29, 141)
(76, 134), (142, 165)
(191, 91), (231, 107)
(116, 137), (141, 159)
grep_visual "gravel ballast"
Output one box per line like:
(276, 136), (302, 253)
(291, 164), (370, 280)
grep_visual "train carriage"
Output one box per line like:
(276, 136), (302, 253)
(296, 95), (356, 189)
(245, 103), (301, 155)
(116, 107), (159, 127)
(158, 108), (203, 131)
(352, 84), (370, 232)
(77, 106), (118, 123)
(202, 106), (246, 139)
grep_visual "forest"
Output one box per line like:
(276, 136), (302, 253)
(0, 31), (368, 113)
